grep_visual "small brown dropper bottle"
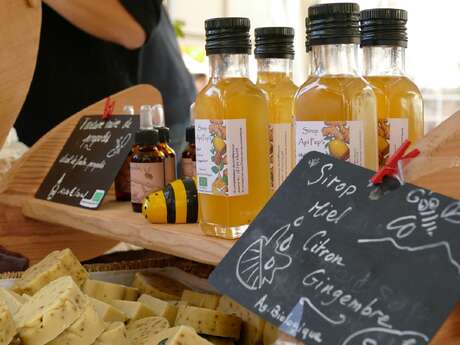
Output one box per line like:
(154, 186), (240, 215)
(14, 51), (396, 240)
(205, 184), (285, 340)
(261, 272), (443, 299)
(181, 125), (196, 178)
(157, 126), (177, 184)
(115, 105), (136, 201)
(130, 128), (165, 213)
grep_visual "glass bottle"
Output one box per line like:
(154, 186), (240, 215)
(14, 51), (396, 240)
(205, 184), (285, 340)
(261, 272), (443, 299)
(115, 105), (135, 201)
(255, 27), (297, 192)
(194, 17), (271, 239)
(157, 127), (177, 184)
(361, 8), (423, 167)
(130, 129), (165, 213)
(182, 126), (196, 178)
(295, 3), (378, 171)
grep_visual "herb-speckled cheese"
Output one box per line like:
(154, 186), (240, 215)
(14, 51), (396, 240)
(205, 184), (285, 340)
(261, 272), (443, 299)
(152, 326), (215, 345)
(175, 306), (242, 340)
(110, 300), (155, 321)
(13, 249), (88, 295)
(83, 280), (139, 302)
(217, 295), (265, 345)
(0, 299), (16, 345)
(138, 294), (178, 324)
(93, 322), (130, 345)
(126, 316), (170, 345)
(181, 290), (220, 310)
(47, 303), (105, 345)
(0, 287), (25, 315)
(132, 273), (186, 301)
(14, 276), (87, 345)
(88, 297), (127, 322)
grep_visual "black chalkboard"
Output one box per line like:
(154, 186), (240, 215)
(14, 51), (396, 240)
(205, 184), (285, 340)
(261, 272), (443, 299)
(36, 115), (139, 209)
(209, 152), (460, 345)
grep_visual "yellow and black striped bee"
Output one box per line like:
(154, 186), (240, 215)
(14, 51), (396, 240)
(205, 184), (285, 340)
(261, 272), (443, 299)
(142, 177), (198, 224)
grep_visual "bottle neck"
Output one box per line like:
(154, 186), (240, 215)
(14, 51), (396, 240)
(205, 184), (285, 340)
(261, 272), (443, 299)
(363, 46), (406, 76)
(256, 58), (293, 82)
(311, 44), (360, 77)
(209, 54), (250, 81)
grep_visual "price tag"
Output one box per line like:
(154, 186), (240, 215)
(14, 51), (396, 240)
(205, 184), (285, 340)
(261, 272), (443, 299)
(36, 115), (139, 209)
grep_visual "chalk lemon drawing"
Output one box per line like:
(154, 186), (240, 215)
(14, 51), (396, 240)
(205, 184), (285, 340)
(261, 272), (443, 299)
(322, 121), (350, 161)
(236, 224), (293, 290)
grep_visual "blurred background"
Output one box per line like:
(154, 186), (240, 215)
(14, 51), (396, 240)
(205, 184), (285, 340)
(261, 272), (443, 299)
(166, 0), (460, 133)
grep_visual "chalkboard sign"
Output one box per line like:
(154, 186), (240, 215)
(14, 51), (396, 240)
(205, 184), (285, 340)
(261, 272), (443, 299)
(36, 115), (139, 209)
(209, 152), (460, 345)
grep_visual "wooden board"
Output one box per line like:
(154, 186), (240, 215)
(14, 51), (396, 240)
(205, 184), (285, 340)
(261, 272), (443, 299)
(0, 204), (117, 265)
(0, 0), (41, 148)
(22, 198), (234, 266)
(0, 85), (161, 264)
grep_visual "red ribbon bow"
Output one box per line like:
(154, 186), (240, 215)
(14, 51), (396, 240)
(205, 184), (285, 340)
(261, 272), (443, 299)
(371, 140), (420, 185)
(102, 97), (116, 120)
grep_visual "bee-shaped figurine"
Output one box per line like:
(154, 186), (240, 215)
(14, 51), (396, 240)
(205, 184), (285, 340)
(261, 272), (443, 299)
(142, 177), (198, 224)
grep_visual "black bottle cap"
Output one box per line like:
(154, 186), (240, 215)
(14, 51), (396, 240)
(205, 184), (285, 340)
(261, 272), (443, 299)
(205, 17), (251, 55)
(308, 3), (360, 46)
(135, 129), (159, 146)
(158, 127), (170, 143)
(186, 126), (195, 144)
(305, 17), (311, 52)
(360, 8), (408, 48)
(254, 27), (295, 59)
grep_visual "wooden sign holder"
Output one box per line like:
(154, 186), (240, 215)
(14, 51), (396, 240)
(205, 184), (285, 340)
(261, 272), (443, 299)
(0, 1), (459, 343)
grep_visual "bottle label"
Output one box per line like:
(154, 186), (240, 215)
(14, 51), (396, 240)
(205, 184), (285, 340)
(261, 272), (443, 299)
(195, 119), (248, 196)
(130, 162), (165, 204)
(270, 123), (293, 191)
(378, 118), (409, 167)
(164, 156), (177, 184)
(182, 158), (196, 178)
(295, 121), (365, 166)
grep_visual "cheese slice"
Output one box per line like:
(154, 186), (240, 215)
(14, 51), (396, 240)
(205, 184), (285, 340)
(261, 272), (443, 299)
(138, 294), (178, 324)
(132, 273), (187, 300)
(0, 287), (25, 314)
(168, 300), (189, 308)
(13, 248), (88, 295)
(175, 306), (242, 339)
(47, 303), (105, 345)
(217, 295), (265, 345)
(181, 290), (220, 310)
(150, 326), (214, 345)
(83, 279), (139, 302)
(126, 316), (170, 345)
(110, 300), (155, 321)
(204, 336), (235, 345)
(93, 322), (130, 345)
(0, 299), (16, 345)
(88, 297), (127, 322)
(14, 276), (86, 345)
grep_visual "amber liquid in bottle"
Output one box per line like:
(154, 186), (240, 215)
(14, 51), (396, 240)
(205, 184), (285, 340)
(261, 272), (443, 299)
(182, 126), (196, 178)
(157, 127), (177, 184)
(195, 54), (271, 239)
(295, 44), (378, 170)
(363, 47), (423, 167)
(256, 59), (297, 191)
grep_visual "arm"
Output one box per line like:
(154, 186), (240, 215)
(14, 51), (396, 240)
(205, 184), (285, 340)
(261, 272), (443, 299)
(43, 0), (146, 50)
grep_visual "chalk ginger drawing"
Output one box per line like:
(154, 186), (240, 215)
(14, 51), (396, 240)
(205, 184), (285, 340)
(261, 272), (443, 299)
(236, 223), (294, 290)
(359, 188), (460, 274)
(341, 327), (428, 345)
